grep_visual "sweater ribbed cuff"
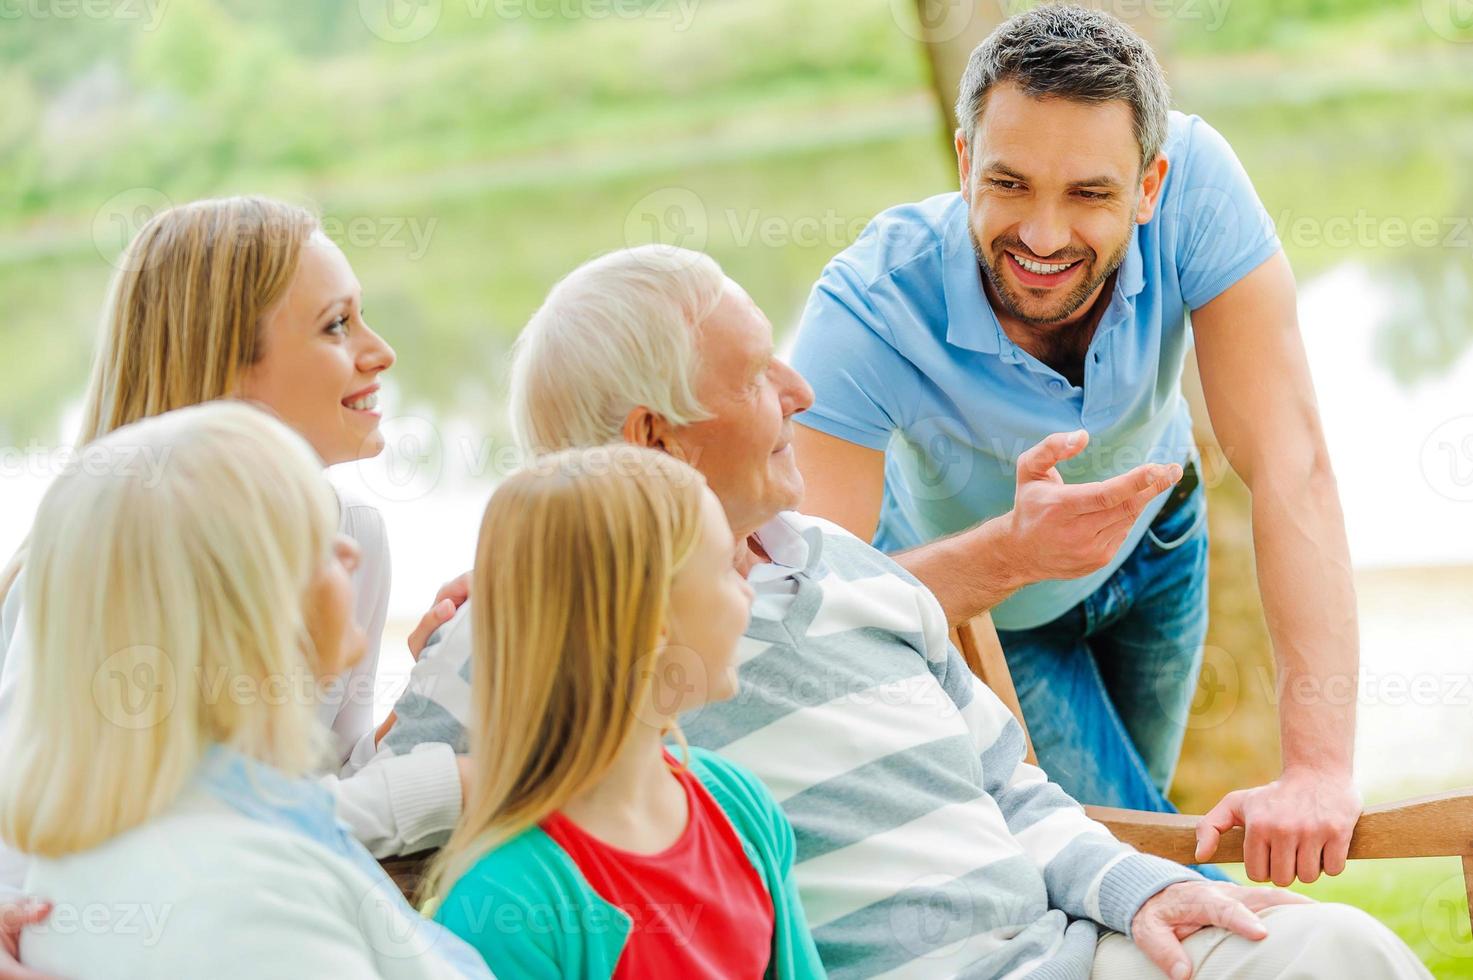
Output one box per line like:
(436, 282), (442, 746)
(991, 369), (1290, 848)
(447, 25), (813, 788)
(1098, 853), (1203, 937)
(382, 743), (463, 851)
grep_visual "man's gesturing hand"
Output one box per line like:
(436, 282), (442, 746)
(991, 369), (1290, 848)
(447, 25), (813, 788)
(1195, 769), (1362, 886)
(1132, 880), (1313, 979)
(998, 430), (1182, 584)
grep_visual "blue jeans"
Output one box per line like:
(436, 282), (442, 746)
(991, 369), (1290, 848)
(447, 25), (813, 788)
(997, 483), (1228, 878)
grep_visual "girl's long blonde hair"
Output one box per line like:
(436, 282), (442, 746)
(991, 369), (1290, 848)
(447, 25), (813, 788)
(421, 445), (708, 904)
(0, 402), (340, 857)
(0, 195), (319, 607)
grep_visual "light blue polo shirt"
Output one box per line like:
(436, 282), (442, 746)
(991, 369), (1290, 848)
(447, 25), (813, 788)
(790, 111), (1279, 630)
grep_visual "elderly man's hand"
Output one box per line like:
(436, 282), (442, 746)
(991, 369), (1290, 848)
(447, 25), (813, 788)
(1131, 880), (1313, 979)
(997, 430), (1182, 585)
(1195, 769), (1362, 886)
(1, 897), (56, 980)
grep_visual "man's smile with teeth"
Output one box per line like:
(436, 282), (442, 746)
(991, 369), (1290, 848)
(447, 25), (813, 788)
(1009, 251), (1080, 275)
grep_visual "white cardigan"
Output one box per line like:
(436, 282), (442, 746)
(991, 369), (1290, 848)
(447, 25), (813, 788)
(0, 485), (463, 898)
(325, 487), (464, 856)
(19, 753), (489, 979)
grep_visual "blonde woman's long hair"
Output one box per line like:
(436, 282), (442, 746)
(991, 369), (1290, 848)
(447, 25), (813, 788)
(421, 445), (709, 904)
(0, 401), (340, 857)
(0, 195), (319, 607)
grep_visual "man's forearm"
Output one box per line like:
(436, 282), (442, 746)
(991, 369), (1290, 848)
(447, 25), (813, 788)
(894, 516), (1029, 626)
(1249, 461), (1358, 774)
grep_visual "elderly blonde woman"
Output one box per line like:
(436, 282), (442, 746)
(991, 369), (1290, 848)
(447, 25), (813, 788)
(375, 245), (1429, 980)
(0, 403), (489, 979)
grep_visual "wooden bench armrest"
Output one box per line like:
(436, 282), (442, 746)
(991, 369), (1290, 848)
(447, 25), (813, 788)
(383, 791), (1473, 901)
(1086, 788), (1473, 864)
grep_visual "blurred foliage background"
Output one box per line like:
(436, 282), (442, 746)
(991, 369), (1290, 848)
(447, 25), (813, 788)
(4, 0), (1473, 969)
(4, 0), (1471, 444)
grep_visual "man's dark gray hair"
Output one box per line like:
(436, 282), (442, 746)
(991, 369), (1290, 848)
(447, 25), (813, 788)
(955, 4), (1170, 170)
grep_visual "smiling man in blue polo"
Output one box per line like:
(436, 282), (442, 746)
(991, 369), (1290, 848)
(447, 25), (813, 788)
(790, 4), (1360, 887)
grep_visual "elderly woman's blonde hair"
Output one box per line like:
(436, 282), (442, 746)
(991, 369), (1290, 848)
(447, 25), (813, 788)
(0, 195), (319, 606)
(0, 402), (339, 857)
(422, 444), (709, 905)
(508, 244), (724, 454)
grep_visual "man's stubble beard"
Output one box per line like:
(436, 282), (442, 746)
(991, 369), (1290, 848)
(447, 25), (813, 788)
(970, 223), (1132, 329)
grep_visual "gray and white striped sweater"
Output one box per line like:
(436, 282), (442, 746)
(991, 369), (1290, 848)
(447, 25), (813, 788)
(378, 510), (1199, 978)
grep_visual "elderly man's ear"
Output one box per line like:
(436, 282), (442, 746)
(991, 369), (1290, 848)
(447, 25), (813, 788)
(620, 407), (692, 463)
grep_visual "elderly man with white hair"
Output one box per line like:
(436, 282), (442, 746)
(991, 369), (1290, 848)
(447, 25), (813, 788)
(373, 246), (1427, 980)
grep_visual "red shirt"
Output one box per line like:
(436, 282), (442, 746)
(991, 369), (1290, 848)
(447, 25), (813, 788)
(541, 752), (775, 979)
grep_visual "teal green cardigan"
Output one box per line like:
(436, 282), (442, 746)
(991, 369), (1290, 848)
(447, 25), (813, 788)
(434, 747), (827, 979)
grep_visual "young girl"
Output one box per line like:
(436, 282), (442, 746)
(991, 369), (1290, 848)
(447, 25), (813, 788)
(0, 197), (463, 872)
(426, 445), (825, 979)
(0, 403), (489, 979)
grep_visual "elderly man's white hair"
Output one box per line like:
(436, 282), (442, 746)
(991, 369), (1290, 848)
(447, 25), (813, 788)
(510, 244), (723, 454)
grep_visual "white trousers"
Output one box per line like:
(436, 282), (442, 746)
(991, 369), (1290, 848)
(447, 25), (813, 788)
(1091, 903), (1432, 979)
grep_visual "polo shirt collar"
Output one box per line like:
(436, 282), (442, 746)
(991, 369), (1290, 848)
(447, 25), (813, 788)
(1118, 222), (1145, 298)
(942, 198), (1003, 355)
(942, 198), (1145, 355)
(750, 511), (820, 575)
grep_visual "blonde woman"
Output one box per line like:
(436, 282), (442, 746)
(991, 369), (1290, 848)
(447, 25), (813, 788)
(0, 403), (489, 979)
(0, 197), (465, 880)
(426, 446), (825, 979)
